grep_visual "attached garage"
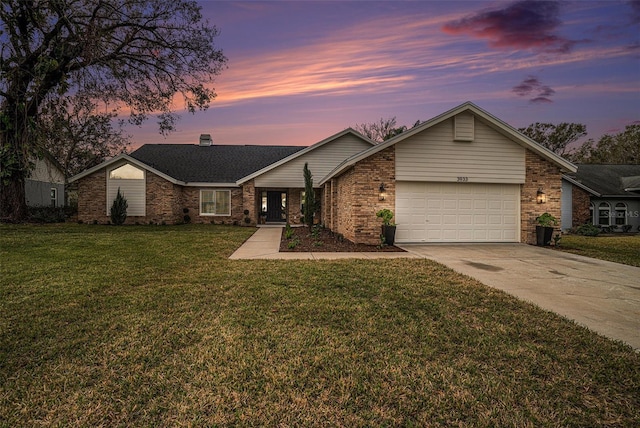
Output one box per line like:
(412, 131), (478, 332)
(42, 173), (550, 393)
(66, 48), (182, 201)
(319, 102), (577, 246)
(395, 182), (520, 243)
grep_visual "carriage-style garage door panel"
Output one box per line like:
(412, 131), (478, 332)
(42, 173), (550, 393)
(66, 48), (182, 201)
(396, 182), (519, 243)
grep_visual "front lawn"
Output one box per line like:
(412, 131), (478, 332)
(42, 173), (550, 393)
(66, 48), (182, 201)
(558, 234), (640, 267)
(1, 224), (638, 426)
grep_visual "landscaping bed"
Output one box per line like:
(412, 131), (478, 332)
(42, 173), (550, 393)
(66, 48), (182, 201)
(279, 225), (405, 252)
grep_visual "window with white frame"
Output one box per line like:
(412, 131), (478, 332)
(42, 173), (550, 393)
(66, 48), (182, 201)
(200, 190), (231, 215)
(598, 202), (611, 226)
(50, 188), (57, 207)
(614, 203), (627, 225)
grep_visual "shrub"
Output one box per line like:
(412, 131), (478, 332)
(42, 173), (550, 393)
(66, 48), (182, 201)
(284, 223), (294, 239)
(576, 224), (600, 236)
(110, 188), (128, 225)
(536, 213), (558, 227)
(27, 206), (67, 223)
(287, 237), (299, 249)
(376, 209), (394, 226)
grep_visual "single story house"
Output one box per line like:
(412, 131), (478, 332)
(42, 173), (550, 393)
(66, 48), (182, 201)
(69, 102), (576, 245)
(562, 164), (640, 232)
(26, 153), (65, 207)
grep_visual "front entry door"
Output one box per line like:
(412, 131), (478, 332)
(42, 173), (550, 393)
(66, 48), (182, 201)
(266, 191), (287, 222)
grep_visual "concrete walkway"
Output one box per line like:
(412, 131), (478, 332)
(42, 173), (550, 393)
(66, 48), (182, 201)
(229, 226), (418, 260)
(230, 228), (640, 350)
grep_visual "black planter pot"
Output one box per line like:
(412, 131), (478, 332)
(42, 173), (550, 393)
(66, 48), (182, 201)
(382, 225), (397, 246)
(536, 226), (554, 246)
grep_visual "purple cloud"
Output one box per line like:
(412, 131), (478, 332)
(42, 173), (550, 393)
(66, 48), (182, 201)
(513, 76), (555, 103)
(443, 0), (576, 53)
(630, 0), (640, 25)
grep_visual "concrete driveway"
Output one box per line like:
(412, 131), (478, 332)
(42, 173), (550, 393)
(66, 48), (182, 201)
(400, 244), (640, 350)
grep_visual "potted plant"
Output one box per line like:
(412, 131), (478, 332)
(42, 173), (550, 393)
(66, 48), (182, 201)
(535, 212), (558, 246)
(376, 208), (396, 245)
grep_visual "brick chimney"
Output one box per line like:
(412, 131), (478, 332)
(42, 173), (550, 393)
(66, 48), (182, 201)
(199, 134), (212, 146)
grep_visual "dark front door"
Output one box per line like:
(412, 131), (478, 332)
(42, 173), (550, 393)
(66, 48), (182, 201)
(266, 191), (286, 222)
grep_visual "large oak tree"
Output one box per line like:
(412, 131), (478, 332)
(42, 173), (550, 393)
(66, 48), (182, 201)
(0, 0), (226, 221)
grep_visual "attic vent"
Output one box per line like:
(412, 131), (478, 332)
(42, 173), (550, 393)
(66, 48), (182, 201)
(199, 134), (212, 146)
(454, 113), (474, 142)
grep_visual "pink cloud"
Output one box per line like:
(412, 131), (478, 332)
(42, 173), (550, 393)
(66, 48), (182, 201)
(443, 0), (579, 53)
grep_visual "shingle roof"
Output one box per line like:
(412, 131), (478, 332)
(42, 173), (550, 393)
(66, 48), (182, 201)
(129, 144), (306, 183)
(565, 164), (640, 197)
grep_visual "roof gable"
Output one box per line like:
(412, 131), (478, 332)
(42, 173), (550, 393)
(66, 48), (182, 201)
(320, 102), (577, 184)
(237, 128), (375, 185)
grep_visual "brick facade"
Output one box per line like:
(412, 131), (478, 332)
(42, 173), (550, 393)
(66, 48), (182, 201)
(327, 146), (396, 245)
(572, 185), (592, 227)
(521, 150), (563, 244)
(76, 165), (245, 225)
(323, 147), (564, 246)
(77, 142), (566, 245)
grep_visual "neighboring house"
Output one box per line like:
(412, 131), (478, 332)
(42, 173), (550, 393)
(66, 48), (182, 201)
(562, 164), (640, 232)
(69, 102), (576, 245)
(26, 154), (65, 207)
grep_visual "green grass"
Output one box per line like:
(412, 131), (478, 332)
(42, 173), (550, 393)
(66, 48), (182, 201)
(558, 234), (640, 267)
(1, 224), (639, 426)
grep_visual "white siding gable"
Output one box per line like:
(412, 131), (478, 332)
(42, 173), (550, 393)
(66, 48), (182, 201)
(255, 134), (372, 188)
(106, 162), (146, 216)
(396, 115), (525, 183)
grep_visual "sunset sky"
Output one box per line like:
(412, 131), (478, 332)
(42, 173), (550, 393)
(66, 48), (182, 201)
(130, 0), (640, 149)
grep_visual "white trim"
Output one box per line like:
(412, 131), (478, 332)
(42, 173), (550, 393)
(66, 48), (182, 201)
(236, 128), (375, 185)
(320, 102), (577, 185)
(199, 189), (232, 216)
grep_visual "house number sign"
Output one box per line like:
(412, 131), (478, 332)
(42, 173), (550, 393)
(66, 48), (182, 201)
(457, 177), (469, 182)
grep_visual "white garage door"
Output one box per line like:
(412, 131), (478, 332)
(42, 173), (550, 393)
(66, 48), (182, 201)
(396, 182), (520, 243)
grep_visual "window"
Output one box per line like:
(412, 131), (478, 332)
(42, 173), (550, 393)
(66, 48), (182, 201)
(598, 202), (611, 226)
(109, 164), (144, 179)
(614, 203), (627, 225)
(200, 190), (231, 215)
(50, 188), (57, 207)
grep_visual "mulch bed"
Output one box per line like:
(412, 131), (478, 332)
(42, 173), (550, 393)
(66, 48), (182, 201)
(279, 226), (405, 252)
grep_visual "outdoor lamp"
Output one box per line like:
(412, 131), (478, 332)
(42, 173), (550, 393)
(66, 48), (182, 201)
(536, 188), (546, 204)
(379, 183), (386, 201)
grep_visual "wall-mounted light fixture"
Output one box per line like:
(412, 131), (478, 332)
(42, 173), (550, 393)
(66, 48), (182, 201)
(536, 188), (546, 204)
(379, 183), (386, 201)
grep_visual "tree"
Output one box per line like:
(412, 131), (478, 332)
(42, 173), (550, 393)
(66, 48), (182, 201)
(37, 94), (131, 178)
(519, 122), (587, 157)
(1, 0), (227, 221)
(354, 117), (407, 143)
(109, 187), (127, 225)
(302, 163), (315, 227)
(570, 125), (640, 164)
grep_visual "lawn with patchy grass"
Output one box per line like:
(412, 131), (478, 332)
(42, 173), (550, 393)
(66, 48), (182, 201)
(1, 224), (638, 426)
(558, 234), (640, 267)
